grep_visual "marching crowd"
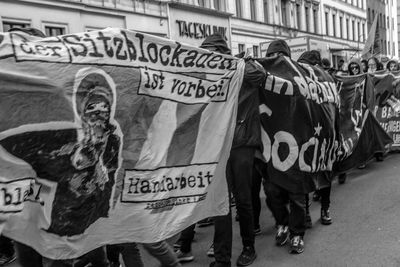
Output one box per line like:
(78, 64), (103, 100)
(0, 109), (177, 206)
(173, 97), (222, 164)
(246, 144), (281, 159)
(0, 27), (393, 267)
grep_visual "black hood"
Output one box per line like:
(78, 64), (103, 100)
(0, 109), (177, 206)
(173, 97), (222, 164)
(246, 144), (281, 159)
(200, 33), (231, 55)
(266, 39), (291, 57)
(298, 50), (322, 66)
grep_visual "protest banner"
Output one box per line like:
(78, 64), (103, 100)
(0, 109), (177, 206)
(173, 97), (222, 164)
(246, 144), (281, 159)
(372, 71), (400, 151)
(256, 56), (340, 193)
(256, 56), (392, 190)
(334, 74), (392, 172)
(0, 28), (244, 259)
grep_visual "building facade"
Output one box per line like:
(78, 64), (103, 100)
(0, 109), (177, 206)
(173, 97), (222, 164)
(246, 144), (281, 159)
(0, 0), (397, 64)
(367, 0), (398, 60)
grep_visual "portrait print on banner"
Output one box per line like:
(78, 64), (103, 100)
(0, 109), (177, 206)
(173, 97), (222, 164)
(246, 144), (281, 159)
(0, 68), (123, 236)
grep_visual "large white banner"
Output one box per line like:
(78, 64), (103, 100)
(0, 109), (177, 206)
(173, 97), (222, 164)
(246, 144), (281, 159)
(0, 28), (243, 259)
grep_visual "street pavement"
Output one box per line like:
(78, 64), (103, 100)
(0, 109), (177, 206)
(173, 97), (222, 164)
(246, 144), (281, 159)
(8, 153), (400, 267)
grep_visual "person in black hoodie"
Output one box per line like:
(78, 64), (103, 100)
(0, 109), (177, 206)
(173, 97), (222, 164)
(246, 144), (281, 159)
(297, 50), (334, 227)
(198, 34), (266, 267)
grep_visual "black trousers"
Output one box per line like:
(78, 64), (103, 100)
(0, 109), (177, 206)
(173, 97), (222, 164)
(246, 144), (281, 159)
(213, 147), (256, 264)
(178, 224), (196, 253)
(0, 236), (14, 257)
(264, 181), (306, 237)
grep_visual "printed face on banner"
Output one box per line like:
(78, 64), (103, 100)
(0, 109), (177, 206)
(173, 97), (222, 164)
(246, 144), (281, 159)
(0, 68), (122, 236)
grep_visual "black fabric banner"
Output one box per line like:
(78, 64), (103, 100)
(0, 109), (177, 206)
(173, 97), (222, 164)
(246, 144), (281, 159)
(256, 56), (339, 193)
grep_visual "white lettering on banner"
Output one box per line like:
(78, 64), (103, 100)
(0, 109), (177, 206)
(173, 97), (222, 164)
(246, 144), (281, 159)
(260, 104), (338, 172)
(138, 67), (230, 103)
(271, 131), (298, 171)
(122, 163), (216, 209)
(11, 29), (237, 73)
(0, 178), (33, 213)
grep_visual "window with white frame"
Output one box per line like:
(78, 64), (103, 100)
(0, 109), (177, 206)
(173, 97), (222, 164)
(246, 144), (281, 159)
(44, 24), (67, 36)
(2, 19), (30, 32)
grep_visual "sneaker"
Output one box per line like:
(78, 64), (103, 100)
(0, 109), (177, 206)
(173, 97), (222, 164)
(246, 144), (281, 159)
(254, 227), (261, 236)
(236, 246), (257, 266)
(275, 225), (289, 246)
(358, 164), (366, 169)
(289, 236), (304, 254)
(198, 217), (214, 227)
(321, 209), (332, 225)
(312, 191), (320, 201)
(173, 239), (182, 251)
(338, 173), (347, 184)
(207, 244), (214, 257)
(176, 249), (194, 263)
(0, 253), (16, 265)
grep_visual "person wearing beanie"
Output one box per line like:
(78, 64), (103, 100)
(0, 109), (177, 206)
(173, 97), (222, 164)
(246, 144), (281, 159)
(198, 34), (266, 267)
(297, 50), (322, 66)
(298, 50), (334, 227)
(265, 39), (291, 58)
(200, 33), (231, 55)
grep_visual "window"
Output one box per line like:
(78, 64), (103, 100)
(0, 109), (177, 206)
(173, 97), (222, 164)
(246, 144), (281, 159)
(387, 16), (389, 29)
(325, 12), (329, 35)
(250, 0), (256, 20)
(45, 25), (65, 36)
(368, 8), (370, 21)
(313, 9), (318, 33)
(388, 41), (390, 55)
(236, 0), (242, 17)
(361, 0), (363, 9)
(2, 21), (29, 32)
(253, 45), (259, 57)
(332, 14), (336, 36)
(296, 4), (301, 29)
(339, 17), (343, 38)
(346, 18), (349, 40)
(357, 22), (360, 41)
(362, 23), (365, 41)
(198, 0), (205, 7)
(305, 6), (310, 32)
(238, 43), (245, 53)
(352, 20), (355, 40)
(213, 0), (220, 10)
(263, 0), (269, 23)
(281, 0), (288, 26)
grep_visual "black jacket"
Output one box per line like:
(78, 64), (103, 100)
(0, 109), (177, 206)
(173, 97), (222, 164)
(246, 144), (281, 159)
(232, 59), (266, 150)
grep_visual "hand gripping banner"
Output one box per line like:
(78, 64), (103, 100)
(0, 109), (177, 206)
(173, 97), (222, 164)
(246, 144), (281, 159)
(0, 28), (244, 259)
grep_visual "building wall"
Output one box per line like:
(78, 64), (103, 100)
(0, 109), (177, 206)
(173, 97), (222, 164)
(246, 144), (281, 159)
(366, 0), (398, 59)
(0, 0), (169, 36)
(1, 0), (396, 61)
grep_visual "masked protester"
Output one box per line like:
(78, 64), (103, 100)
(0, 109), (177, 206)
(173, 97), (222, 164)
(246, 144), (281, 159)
(261, 41), (310, 255)
(298, 51), (334, 227)
(197, 34), (266, 267)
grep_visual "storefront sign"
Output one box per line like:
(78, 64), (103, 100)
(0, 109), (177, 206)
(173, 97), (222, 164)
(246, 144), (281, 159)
(175, 20), (228, 40)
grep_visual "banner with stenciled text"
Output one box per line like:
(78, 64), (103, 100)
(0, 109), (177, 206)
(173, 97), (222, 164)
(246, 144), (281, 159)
(256, 56), (340, 193)
(0, 28), (243, 259)
(334, 74), (392, 172)
(372, 71), (400, 151)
